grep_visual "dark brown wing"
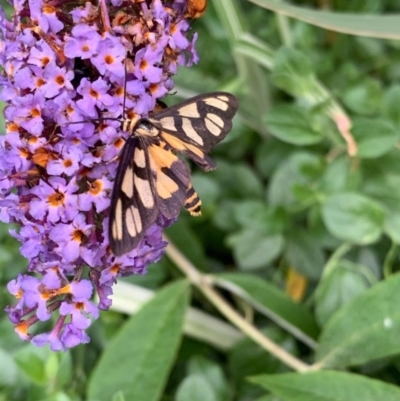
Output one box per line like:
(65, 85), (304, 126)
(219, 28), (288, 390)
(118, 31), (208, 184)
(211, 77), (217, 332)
(109, 136), (158, 256)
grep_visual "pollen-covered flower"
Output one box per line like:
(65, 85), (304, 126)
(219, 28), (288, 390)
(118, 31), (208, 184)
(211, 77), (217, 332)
(0, 0), (199, 350)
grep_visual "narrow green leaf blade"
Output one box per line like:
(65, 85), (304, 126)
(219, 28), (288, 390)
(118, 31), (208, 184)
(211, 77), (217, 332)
(317, 273), (400, 368)
(248, 0), (400, 39)
(250, 371), (400, 401)
(88, 280), (190, 401)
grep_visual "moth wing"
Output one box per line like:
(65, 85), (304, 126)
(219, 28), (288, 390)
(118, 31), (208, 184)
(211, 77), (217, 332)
(109, 137), (158, 256)
(148, 92), (239, 171)
(148, 140), (191, 219)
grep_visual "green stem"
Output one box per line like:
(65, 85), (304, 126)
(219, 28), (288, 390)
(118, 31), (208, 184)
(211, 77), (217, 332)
(276, 14), (293, 47)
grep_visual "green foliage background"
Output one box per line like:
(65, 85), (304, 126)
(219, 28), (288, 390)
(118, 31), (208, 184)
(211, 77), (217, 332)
(2, 1), (400, 400)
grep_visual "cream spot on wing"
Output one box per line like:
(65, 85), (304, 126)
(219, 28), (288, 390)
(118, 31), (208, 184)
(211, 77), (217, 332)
(205, 118), (221, 136)
(182, 117), (204, 145)
(134, 148), (146, 168)
(132, 206), (142, 232)
(217, 95), (229, 102)
(204, 97), (228, 111)
(207, 113), (224, 128)
(158, 117), (177, 131)
(126, 206), (137, 236)
(122, 167), (134, 198)
(178, 104), (200, 118)
(112, 199), (123, 240)
(156, 171), (178, 199)
(135, 175), (154, 208)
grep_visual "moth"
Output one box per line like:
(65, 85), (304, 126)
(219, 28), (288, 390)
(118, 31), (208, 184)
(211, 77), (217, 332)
(109, 92), (239, 256)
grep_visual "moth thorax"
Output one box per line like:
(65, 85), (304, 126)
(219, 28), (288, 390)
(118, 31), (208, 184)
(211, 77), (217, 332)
(135, 121), (159, 137)
(122, 116), (140, 133)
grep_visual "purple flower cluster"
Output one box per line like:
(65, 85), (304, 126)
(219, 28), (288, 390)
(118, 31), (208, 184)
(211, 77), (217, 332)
(0, 0), (198, 350)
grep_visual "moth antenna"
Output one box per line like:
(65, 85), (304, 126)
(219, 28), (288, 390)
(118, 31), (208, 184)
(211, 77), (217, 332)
(122, 59), (128, 121)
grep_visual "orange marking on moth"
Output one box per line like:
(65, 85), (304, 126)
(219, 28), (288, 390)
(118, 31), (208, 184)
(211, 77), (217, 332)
(162, 133), (204, 158)
(148, 145), (179, 199)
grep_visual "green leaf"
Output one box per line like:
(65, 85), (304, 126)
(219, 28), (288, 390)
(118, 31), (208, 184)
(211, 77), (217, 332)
(322, 192), (386, 245)
(342, 79), (383, 116)
(191, 174), (221, 206)
(188, 356), (230, 401)
(383, 85), (400, 127)
(229, 327), (294, 380)
(264, 105), (322, 145)
(255, 139), (295, 179)
(0, 348), (19, 386)
(232, 201), (288, 234)
(285, 231), (325, 279)
(384, 212), (400, 244)
(254, 396), (283, 401)
(165, 220), (209, 272)
(320, 156), (361, 194)
(215, 273), (319, 343)
(232, 164), (264, 199)
(351, 118), (399, 159)
(14, 346), (48, 386)
(228, 230), (284, 270)
(317, 273), (400, 368)
(87, 280), (190, 401)
(175, 375), (217, 401)
(247, 0), (400, 39)
(250, 371), (400, 401)
(212, 161), (263, 199)
(268, 152), (321, 207)
(315, 260), (371, 326)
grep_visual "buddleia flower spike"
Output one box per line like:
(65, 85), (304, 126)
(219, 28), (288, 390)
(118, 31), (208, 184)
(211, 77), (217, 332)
(0, 0), (233, 351)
